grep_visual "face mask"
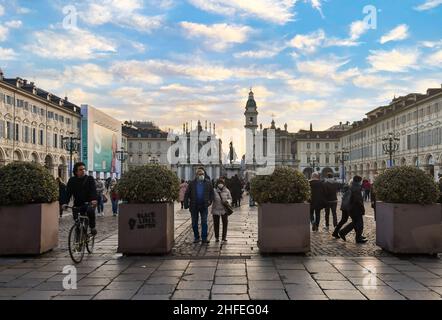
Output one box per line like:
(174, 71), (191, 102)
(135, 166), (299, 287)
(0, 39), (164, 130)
(198, 175), (205, 181)
(217, 184), (224, 189)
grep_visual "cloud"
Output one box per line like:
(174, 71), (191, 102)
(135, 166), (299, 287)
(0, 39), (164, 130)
(26, 28), (117, 60)
(110, 61), (163, 84)
(63, 64), (114, 87)
(419, 40), (442, 48)
(352, 74), (389, 88)
(79, 0), (163, 33)
(289, 99), (327, 111)
(307, 0), (324, 17)
(288, 29), (325, 54)
(296, 57), (359, 84)
(180, 22), (252, 51)
(350, 20), (370, 41)
(415, 0), (442, 11)
(287, 78), (337, 96)
(234, 49), (281, 59)
(380, 24), (409, 44)
(0, 25), (7, 41)
(367, 49), (420, 72)
(427, 50), (442, 66)
(5, 20), (22, 28)
(187, 0), (297, 25)
(0, 5), (4, 16)
(0, 47), (17, 60)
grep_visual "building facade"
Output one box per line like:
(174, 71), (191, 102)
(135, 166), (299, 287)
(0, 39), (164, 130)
(0, 72), (82, 181)
(341, 86), (442, 182)
(123, 121), (172, 170)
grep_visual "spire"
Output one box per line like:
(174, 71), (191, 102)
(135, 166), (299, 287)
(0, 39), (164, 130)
(284, 123), (288, 131)
(310, 123), (313, 132)
(246, 88), (257, 110)
(271, 119), (276, 129)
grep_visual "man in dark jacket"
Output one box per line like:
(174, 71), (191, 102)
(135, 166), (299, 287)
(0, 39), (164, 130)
(184, 167), (214, 243)
(309, 172), (327, 231)
(62, 162), (98, 235)
(338, 175), (367, 243)
(323, 173), (339, 229)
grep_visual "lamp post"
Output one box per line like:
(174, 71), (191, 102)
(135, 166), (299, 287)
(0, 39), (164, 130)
(339, 148), (349, 183)
(382, 132), (400, 168)
(116, 147), (128, 177)
(62, 132), (80, 178)
(309, 156), (318, 178)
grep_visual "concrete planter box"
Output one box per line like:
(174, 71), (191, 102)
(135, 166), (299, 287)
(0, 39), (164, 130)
(258, 203), (310, 253)
(376, 202), (442, 254)
(118, 203), (174, 255)
(0, 202), (59, 255)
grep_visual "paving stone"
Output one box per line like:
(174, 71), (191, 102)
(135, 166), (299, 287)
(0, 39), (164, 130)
(215, 269), (247, 276)
(249, 289), (288, 300)
(429, 287), (442, 295)
(94, 289), (137, 300)
(132, 294), (171, 300)
(211, 294), (250, 300)
(2, 278), (45, 288)
(397, 290), (441, 300)
(16, 290), (62, 300)
(112, 274), (151, 281)
(386, 281), (430, 291)
(139, 284), (176, 294)
(248, 272), (280, 281)
(177, 280), (212, 290)
(317, 281), (356, 290)
(214, 277), (247, 285)
(312, 273), (347, 281)
(324, 290), (367, 300)
(171, 290), (210, 300)
(0, 287), (28, 297)
(287, 292), (328, 300)
(78, 278), (113, 286)
(52, 295), (93, 300)
(33, 281), (65, 291)
(106, 281), (144, 290)
(58, 286), (103, 296)
(212, 285), (247, 294)
(249, 281), (284, 290)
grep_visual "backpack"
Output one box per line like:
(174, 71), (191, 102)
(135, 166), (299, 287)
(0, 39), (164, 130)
(341, 188), (352, 211)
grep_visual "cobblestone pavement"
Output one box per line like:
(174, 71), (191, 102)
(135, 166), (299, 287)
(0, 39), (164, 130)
(0, 196), (441, 300)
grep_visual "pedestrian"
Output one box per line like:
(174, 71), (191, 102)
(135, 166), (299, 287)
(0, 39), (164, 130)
(95, 177), (105, 216)
(323, 173), (339, 229)
(105, 177), (111, 192)
(110, 179), (119, 216)
(231, 175), (242, 207)
(61, 162), (98, 236)
(338, 175), (367, 243)
(362, 179), (371, 202)
(179, 179), (188, 209)
(184, 167), (214, 244)
(245, 181), (255, 207)
(212, 178), (232, 243)
(309, 172), (327, 231)
(56, 177), (67, 218)
(332, 183), (350, 238)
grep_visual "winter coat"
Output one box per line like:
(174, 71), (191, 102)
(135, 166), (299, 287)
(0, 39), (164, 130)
(179, 182), (188, 202)
(309, 179), (328, 210)
(211, 187), (232, 216)
(96, 180), (105, 196)
(323, 178), (338, 202)
(349, 182), (365, 217)
(184, 179), (214, 211)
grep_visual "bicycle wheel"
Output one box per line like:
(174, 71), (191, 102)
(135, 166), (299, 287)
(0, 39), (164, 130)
(68, 223), (85, 264)
(86, 232), (95, 254)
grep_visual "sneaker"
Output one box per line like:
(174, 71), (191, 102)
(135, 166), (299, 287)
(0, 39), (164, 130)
(90, 228), (97, 236)
(193, 238), (200, 244)
(215, 238), (220, 243)
(222, 239), (227, 242)
(201, 239), (210, 244)
(356, 238), (368, 244)
(332, 232), (340, 239)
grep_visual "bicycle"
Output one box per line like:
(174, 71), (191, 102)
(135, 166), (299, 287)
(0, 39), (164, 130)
(65, 203), (96, 264)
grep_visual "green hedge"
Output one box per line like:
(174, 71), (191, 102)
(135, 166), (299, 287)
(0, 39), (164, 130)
(374, 166), (439, 205)
(0, 162), (58, 206)
(250, 166), (310, 204)
(117, 164), (179, 203)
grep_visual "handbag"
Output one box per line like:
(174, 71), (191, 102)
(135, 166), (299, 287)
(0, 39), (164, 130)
(218, 191), (233, 216)
(102, 194), (108, 203)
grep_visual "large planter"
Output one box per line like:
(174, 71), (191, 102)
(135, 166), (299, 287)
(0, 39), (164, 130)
(118, 203), (174, 254)
(0, 202), (59, 255)
(376, 202), (442, 254)
(258, 203), (310, 253)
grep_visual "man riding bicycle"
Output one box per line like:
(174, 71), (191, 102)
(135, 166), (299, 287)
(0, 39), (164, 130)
(62, 162), (98, 236)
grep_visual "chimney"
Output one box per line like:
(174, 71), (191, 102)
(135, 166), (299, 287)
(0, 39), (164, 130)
(0, 68), (4, 80)
(205, 120), (207, 131)
(213, 123), (216, 135)
(183, 123), (185, 134)
(310, 123), (313, 132)
(260, 123), (262, 130)
(284, 123), (287, 131)
(65, 96), (68, 102)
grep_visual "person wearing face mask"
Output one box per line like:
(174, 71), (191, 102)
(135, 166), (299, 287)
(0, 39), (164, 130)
(211, 178), (232, 243)
(184, 168), (214, 243)
(338, 175), (367, 243)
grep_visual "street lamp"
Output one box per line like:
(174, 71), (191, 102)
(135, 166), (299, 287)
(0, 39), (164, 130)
(116, 147), (128, 177)
(382, 132), (400, 168)
(338, 148), (349, 183)
(62, 132), (80, 177)
(309, 156), (319, 178)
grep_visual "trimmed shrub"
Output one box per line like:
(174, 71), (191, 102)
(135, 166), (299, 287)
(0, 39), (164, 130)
(374, 166), (439, 205)
(117, 164), (179, 203)
(250, 166), (310, 204)
(0, 162), (58, 206)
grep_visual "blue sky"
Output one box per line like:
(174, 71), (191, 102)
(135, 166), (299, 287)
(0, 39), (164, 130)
(1, 0), (442, 154)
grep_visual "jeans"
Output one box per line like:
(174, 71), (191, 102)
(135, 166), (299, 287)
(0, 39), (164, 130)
(111, 199), (119, 214)
(310, 206), (321, 226)
(191, 205), (209, 240)
(249, 194), (255, 207)
(73, 205), (96, 229)
(325, 201), (338, 227)
(97, 194), (104, 213)
(213, 214), (228, 240)
(364, 190), (371, 201)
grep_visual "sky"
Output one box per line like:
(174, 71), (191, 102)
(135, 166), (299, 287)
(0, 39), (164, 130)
(0, 0), (442, 157)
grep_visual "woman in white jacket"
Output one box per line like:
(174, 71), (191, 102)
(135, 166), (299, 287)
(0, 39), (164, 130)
(212, 178), (232, 242)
